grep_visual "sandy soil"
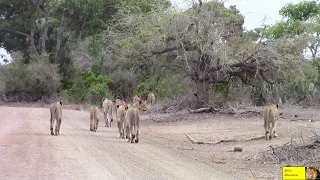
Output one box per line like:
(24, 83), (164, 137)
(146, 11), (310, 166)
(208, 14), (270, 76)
(0, 106), (237, 180)
(143, 105), (320, 180)
(1, 103), (319, 180)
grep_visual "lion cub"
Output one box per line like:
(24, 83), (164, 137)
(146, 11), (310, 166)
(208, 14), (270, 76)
(263, 104), (279, 140)
(90, 106), (104, 132)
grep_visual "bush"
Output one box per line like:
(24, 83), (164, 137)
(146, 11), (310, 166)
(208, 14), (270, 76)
(0, 52), (61, 101)
(136, 72), (190, 100)
(279, 67), (317, 103)
(210, 65), (318, 106)
(65, 68), (113, 105)
(109, 70), (137, 101)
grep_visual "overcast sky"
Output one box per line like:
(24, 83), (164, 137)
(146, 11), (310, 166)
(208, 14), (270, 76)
(171, 0), (302, 30)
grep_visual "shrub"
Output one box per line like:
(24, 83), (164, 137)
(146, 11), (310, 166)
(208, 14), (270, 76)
(109, 69), (137, 101)
(0, 52), (61, 101)
(65, 68), (113, 105)
(210, 65), (318, 106)
(136, 72), (189, 100)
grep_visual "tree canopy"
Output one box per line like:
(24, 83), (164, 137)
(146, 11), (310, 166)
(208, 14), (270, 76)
(0, 0), (316, 107)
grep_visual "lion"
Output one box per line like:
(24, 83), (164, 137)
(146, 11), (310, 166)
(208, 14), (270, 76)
(147, 92), (155, 105)
(114, 98), (126, 117)
(263, 104), (279, 140)
(102, 97), (114, 127)
(115, 98), (126, 106)
(50, 101), (63, 136)
(116, 103), (129, 139)
(132, 99), (148, 113)
(124, 100), (148, 143)
(133, 95), (141, 104)
(90, 106), (103, 132)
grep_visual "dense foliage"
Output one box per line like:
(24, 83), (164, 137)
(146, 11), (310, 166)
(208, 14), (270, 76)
(64, 68), (113, 105)
(0, 0), (318, 107)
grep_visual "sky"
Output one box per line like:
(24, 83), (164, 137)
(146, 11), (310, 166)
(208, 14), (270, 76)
(171, 0), (302, 30)
(0, 47), (11, 65)
(0, 0), (303, 64)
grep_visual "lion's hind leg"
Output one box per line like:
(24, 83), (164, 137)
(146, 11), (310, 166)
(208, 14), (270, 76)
(264, 110), (269, 140)
(134, 115), (139, 143)
(95, 118), (99, 132)
(117, 122), (122, 138)
(57, 118), (62, 135)
(271, 119), (277, 138)
(50, 112), (54, 135)
(54, 120), (59, 136)
(269, 115), (275, 140)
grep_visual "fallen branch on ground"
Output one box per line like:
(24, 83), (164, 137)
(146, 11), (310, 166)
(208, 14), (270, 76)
(186, 106), (262, 115)
(231, 109), (262, 115)
(186, 107), (218, 113)
(185, 134), (265, 145)
(290, 118), (317, 122)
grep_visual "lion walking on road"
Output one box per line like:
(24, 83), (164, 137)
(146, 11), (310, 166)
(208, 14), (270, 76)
(116, 103), (128, 139)
(263, 104), (279, 140)
(124, 100), (148, 143)
(50, 101), (63, 136)
(102, 97), (113, 127)
(90, 106), (103, 132)
(147, 92), (155, 105)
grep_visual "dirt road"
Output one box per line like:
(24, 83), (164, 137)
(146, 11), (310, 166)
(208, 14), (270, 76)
(0, 107), (238, 180)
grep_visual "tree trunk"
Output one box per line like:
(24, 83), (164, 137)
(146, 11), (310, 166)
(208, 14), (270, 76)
(77, 14), (87, 42)
(194, 80), (209, 108)
(29, 5), (38, 54)
(54, 15), (66, 59)
(41, 10), (49, 53)
(317, 65), (320, 100)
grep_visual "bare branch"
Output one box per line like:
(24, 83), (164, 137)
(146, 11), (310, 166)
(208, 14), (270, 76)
(0, 28), (31, 38)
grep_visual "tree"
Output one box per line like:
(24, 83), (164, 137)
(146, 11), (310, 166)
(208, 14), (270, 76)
(267, 0), (320, 86)
(104, 1), (300, 108)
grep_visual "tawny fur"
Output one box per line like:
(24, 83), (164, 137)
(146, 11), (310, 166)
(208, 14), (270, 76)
(133, 95), (140, 104)
(90, 106), (103, 132)
(115, 99), (126, 106)
(116, 104), (128, 139)
(147, 92), (155, 105)
(132, 100), (148, 113)
(125, 107), (140, 143)
(102, 97), (113, 127)
(263, 104), (279, 140)
(124, 100), (148, 143)
(50, 102), (63, 136)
